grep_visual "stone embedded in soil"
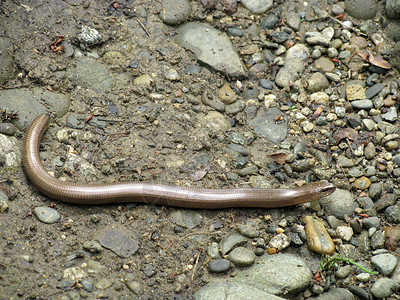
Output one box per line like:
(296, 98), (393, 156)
(237, 253), (312, 295)
(175, 22), (246, 78)
(345, 0), (378, 20)
(159, 0), (191, 25)
(0, 37), (13, 85)
(241, 0), (273, 14)
(66, 57), (115, 92)
(194, 282), (284, 300)
(169, 210), (202, 229)
(353, 176), (371, 190)
(228, 247), (256, 267)
(371, 253), (398, 275)
(0, 134), (20, 167)
(319, 188), (359, 219)
(220, 233), (248, 255)
(218, 83), (237, 104)
(33, 207), (61, 224)
(209, 259), (231, 273)
(0, 87), (70, 131)
(303, 216), (334, 255)
(307, 72), (329, 92)
(275, 58), (305, 88)
(371, 278), (400, 299)
(249, 107), (287, 144)
(96, 227), (139, 258)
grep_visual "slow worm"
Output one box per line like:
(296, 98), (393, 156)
(22, 114), (336, 208)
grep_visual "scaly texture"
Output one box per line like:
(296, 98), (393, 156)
(22, 114), (336, 208)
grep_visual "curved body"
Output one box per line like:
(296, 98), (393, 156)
(22, 114), (336, 208)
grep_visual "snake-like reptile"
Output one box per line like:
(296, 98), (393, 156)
(22, 114), (336, 208)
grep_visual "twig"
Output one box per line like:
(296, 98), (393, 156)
(191, 249), (202, 281)
(0, 80), (38, 90)
(136, 17), (152, 39)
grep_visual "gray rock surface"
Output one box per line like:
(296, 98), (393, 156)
(176, 22), (246, 78)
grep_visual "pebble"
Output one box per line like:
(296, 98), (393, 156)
(0, 123), (17, 136)
(371, 253), (398, 275)
(275, 58), (305, 88)
(126, 280), (142, 295)
(310, 91), (329, 104)
(351, 99), (373, 110)
(345, 0), (378, 19)
(335, 226), (354, 242)
(33, 207), (61, 224)
(209, 259), (231, 273)
(268, 233), (290, 251)
(353, 176), (371, 190)
(228, 247), (256, 267)
(97, 227), (139, 258)
(313, 57), (335, 72)
(159, 0), (191, 25)
(319, 189), (359, 219)
(371, 278), (399, 298)
(240, 0), (273, 14)
(385, 206), (400, 223)
(218, 83), (237, 104)
(164, 68), (181, 81)
(141, 264), (157, 277)
(365, 83), (385, 99)
(176, 22), (245, 77)
(220, 233), (248, 255)
(169, 210), (202, 229)
(249, 107), (287, 144)
(336, 155), (354, 167)
(307, 72), (329, 92)
(335, 265), (351, 279)
(371, 230), (386, 249)
(303, 216), (334, 255)
(362, 216), (380, 229)
(382, 106), (397, 122)
(384, 226), (400, 251)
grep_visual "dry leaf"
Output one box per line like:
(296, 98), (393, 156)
(190, 163), (210, 181)
(333, 128), (360, 145)
(267, 153), (288, 165)
(357, 50), (392, 69)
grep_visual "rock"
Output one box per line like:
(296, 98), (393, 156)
(218, 83), (237, 104)
(336, 226), (354, 242)
(353, 176), (371, 189)
(336, 155), (354, 167)
(268, 233), (290, 251)
(351, 99), (373, 110)
(133, 74), (152, 87)
(303, 216), (335, 255)
(220, 233), (248, 255)
(164, 68), (181, 81)
(364, 142), (376, 159)
(33, 207), (61, 224)
(305, 28), (334, 47)
(66, 57), (115, 92)
(387, 0), (400, 18)
(0, 37), (13, 85)
(228, 247), (256, 267)
(285, 44), (310, 61)
(307, 72), (329, 92)
(209, 259), (231, 273)
(237, 253), (312, 296)
(346, 83), (366, 100)
(77, 26), (102, 46)
(313, 288), (356, 300)
(385, 205), (400, 223)
(285, 11), (300, 31)
(169, 210), (202, 229)
(382, 107), (397, 122)
(384, 226), (400, 251)
(365, 83), (385, 99)
(313, 56), (335, 73)
(0, 134), (20, 167)
(310, 91), (330, 104)
(371, 253), (398, 275)
(176, 22), (246, 77)
(194, 282), (284, 300)
(0, 88), (70, 131)
(371, 278), (399, 298)
(319, 189), (359, 219)
(159, 0), (191, 25)
(241, 0), (273, 14)
(96, 227), (139, 258)
(275, 58), (305, 88)
(345, 0), (378, 19)
(249, 107), (288, 144)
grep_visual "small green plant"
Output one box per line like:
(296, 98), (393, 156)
(319, 255), (378, 275)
